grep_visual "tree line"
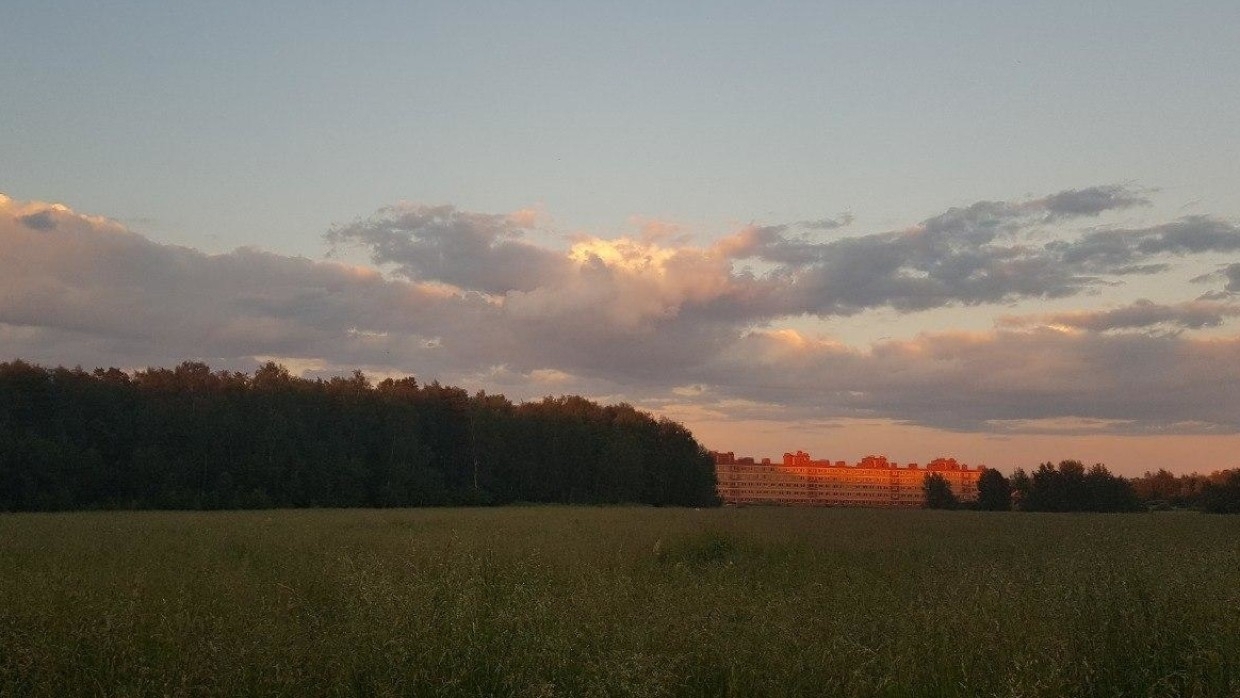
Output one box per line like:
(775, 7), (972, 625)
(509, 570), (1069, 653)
(925, 461), (1240, 513)
(0, 360), (720, 511)
(1127, 468), (1240, 514)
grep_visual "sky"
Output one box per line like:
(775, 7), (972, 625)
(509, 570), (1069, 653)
(3, 1), (1240, 475)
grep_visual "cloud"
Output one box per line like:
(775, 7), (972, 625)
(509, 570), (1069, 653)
(326, 203), (569, 295)
(1037, 184), (1149, 219)
(18, 211), (57, 231)
(328, 184), (1226, 326)
(0, 195), (742, 390)
(1224, 263), (1240, 293)
(707, 185), (1198, 317)
(799, 212), (854, 230)
(1050, 216), (1240, 272)
(0, 195), (480, 372)
(692, 327), (1240, 434)
(997, 298), (1240, 333)
(4, 188), (1240, 438)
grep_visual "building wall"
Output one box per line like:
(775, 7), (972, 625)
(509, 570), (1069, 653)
(713, 451), (982, 508)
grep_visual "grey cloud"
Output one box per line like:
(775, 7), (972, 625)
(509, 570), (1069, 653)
(999, 299), (1240, 332)
(1225, 263), (1240, 292)
(776, 218), (1240, 318)
(327, 204), (569, 295)
(1108, 263), (1171, 275)
(1189, 263), (1240, 294)
(1053, 217), (1240, 271)
(768, 230), (1084, 317)
(19, 211), (56, 230)
(911, 185), (1146, 242)
(690, 329), (1240, 434)
(738, 227), (830, 266)
(799, 212), (854, 230)
(1135, 216), (1240, 255)
(721, 185), (1171, 316)
(1038, 184), (1149, 219)
(917, 199), (1027, 244)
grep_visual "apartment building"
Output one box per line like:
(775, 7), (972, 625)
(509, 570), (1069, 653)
(713, 450), (982, 507)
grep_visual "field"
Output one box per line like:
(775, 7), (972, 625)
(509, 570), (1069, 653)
(1, 507), (1237, 697)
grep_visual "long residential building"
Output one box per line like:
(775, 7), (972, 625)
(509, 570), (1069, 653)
(713, 450), (983, 507)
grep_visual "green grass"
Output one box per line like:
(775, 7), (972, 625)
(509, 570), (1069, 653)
(1, 507), (1237, 697)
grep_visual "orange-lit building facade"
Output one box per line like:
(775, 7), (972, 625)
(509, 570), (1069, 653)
(713, 450), (983, 508)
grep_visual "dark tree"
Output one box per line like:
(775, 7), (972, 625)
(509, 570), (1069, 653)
(923, 473), (958, 510)
(1129, 468), (1237, 510)
(1021, 460), (1137, 512)
(1130, 468), (1180, 506)
(1199, 470), (1240, 514)
(0, 360), (721, 511)
(975, 468), (1012, 511)
(1009, 468), (1031, 510)
(1084, 463), (1140, 512)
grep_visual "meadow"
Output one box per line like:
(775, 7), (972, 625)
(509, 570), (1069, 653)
(1, 507), (1237, 697)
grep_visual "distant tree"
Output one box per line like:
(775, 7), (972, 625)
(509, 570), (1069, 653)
(1131, 468), (1179, 505)
(923, 473), (958, 510)
(1021, 463), (1052, 511)
(1129, 468), (1223, 510)
(1022, 461), (1079, 511)
(1084, 463), (1140, 512)
(1020, 460), (1137, 512)
(1199, 470), (1240, 514)
(975, 468), (1012, 511)
(1009, 468), (1031, 510)
(1057, 460), (1088, 510)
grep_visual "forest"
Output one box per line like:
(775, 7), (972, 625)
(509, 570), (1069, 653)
(1127, 467), (1240, 514)
(928, 460), (1240, 513)
(0, 360), (720, 511)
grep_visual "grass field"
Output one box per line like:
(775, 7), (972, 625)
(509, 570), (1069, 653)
(1, 507), (1237, 697)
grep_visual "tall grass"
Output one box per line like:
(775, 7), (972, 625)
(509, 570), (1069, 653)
(1, 507), (1236, 696)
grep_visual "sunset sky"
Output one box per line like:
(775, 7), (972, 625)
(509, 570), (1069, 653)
(3, 2), (1239, 474)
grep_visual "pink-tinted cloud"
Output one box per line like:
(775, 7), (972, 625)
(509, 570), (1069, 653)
(4, 189), (1240, 458)
(998, 298), (1240, 333)
(694, 327), (1240, 434)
